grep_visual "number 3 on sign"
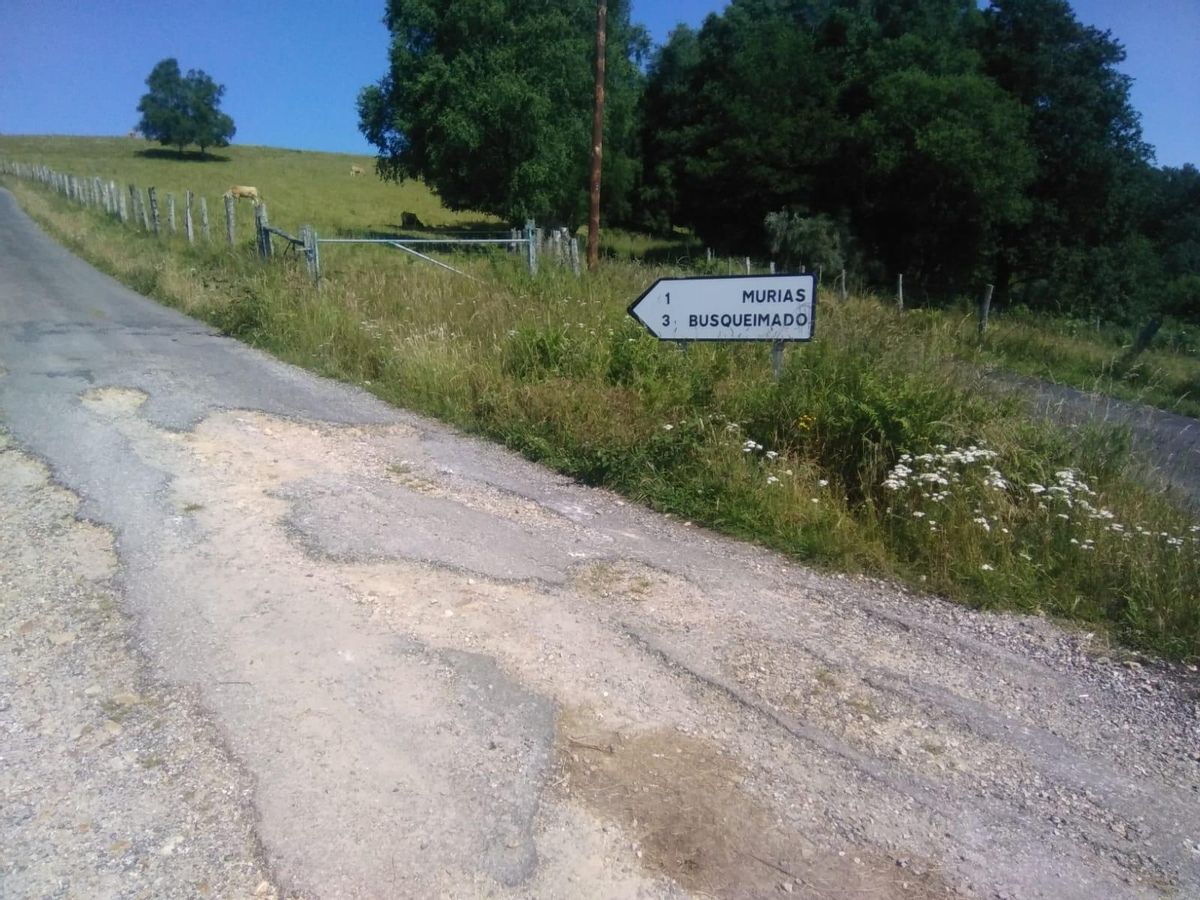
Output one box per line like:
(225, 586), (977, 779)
(662, 314), (670, 327)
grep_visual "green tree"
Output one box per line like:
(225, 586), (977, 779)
(639, 2), (843, 250)
(981, 0), (1150, 309)
(358, 0), (647, 227)
(137, 59), (190, 153)
(764, 210), (844, 273)
(640, 0), (1033, 290)
(185, 70), (236, 155)
(136, 58), (235, 156)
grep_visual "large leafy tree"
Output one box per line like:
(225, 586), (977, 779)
(639, 0), (1033, 289)
(638, 3), (844, 250)
(818, 0), (1034, 289)
(358, 0), (647, 227)
(186, 69), (236, 155)
(981, 0), (1150, 308)
(136, 58), (235, 156)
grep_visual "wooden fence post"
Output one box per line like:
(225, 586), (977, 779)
(745, 257), (751, 274)
(147, 187), (160, 235)
(128, 185), (141, 229)
(897, 273), (904, 312)
(118, 186), (128, 223)
(184, 191), (194, 244)
(199, 196), (209, 242)
(840, 269), (847, 301)
(301, 225), (320, 283)
(167, 192), (176, 234)
(224, 194), (236, 246)
(254, 202), (272, 258)
(978, 283), (994, 337)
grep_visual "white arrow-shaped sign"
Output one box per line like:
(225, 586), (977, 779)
(628, 274), (816, 342)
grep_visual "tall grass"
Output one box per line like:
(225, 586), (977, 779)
(3, 139), (1197, 660)
(938, 304), (1200, 419)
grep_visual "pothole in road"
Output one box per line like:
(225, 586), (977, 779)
(555, 708), (949, 899)
(80, 386), (148, 417)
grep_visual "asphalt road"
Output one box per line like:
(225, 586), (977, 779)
(1, 186), (1198, 899)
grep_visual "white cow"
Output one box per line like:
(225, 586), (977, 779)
(227, 185), (260, 202)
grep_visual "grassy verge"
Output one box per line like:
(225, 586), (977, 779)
(4, 169), (1197, 660)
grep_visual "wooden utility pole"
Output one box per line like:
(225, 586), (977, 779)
(586, 0), (607, 273)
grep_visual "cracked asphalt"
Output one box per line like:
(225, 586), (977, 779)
(1, 186), (1198, 899)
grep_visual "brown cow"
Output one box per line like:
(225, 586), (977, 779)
(227, 185), (260, 202)
(350, 165), (365, 177)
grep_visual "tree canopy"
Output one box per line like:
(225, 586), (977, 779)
(358, 0), (647, 227)
(136, 58), (236, 156)
(356, 0), (1197, 324)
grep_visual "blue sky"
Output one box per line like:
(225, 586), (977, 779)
(1, 1), (1196, 167)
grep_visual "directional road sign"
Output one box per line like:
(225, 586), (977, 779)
(628, 274), (816, 342)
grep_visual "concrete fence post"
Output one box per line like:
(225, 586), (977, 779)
(524, 219), (538, 275)
(184, 191), (194, 244)
(568, 236), (581, 276)
(166, 192), (176, 234)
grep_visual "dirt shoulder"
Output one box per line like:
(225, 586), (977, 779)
(0, 432), (278, 898)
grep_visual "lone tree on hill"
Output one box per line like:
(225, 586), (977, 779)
(136, 58), (236, 156)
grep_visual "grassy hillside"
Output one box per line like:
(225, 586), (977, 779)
(2, 135), (1197, 660)
(0, 134), (494, 237)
